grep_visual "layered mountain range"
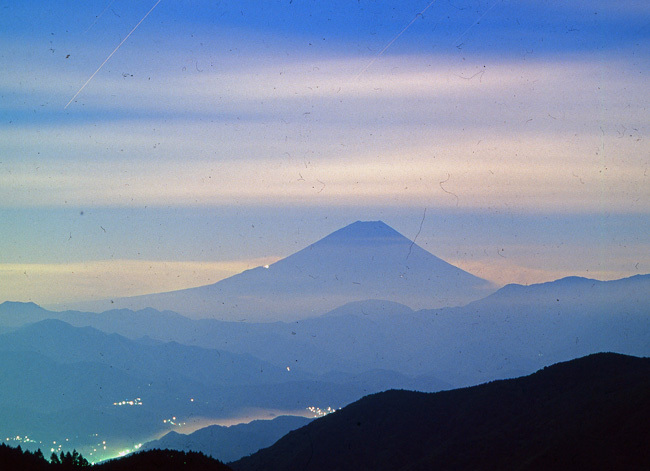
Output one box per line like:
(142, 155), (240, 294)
(2, 273), (648, 385)
(0, 220), (648, 465)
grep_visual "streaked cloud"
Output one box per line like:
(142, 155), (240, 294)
(1, 53), (647, 212)
(1, 129), (646, 212)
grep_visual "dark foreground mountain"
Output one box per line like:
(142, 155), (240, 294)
(65, 221), (494, 321)
(142, 415), (312, 463)
(231, 353), (650, 471)
(0, 444), (51, 471)
(96, 450), (231, 471)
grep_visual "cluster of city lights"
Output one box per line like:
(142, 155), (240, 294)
(117, 443), (142, 457)
(162, 416), (185, 427)
(87, 438), (108, 457)
(4, 435), (37, 444)
(50, 438), (70, 453)
(2, 430), (147, 465)
(112, 397), (143, 406)
(307, 406), (339, 418)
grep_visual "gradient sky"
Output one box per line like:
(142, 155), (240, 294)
(1, 0), (648, 307)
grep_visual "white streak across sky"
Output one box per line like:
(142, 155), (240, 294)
(453, 0), (503, 46)
(65, 0), (162, 109)
(84, 0), (116, 34)
(354, 0), (440, 80)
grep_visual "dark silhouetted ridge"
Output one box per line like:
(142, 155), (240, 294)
(96, 449), (231, 471)
(143, 416), (313, 463)
(231, 353), (650, 471)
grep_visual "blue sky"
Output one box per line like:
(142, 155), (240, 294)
(1, 0), (648, 307)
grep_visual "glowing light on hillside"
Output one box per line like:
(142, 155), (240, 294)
(307, 406), (339, 418)
(163, 415), (186, 427)
(4, 435), (38, 445)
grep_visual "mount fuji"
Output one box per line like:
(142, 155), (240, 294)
(73, 221), (496, 321)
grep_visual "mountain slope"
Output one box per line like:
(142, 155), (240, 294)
(3, 273), (648, 386)
(70, 221), (494, 321)
(0, 319), (305, 387)
(96, 449), (231, 471)
(231, 353), (650, 471)
(142, 416), (313, 463)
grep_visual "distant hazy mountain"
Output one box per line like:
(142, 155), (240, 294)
(65, 221), (495, 321)
(2, 274), (648, 387)
(0, 318), (306, 388)
(0, 301), (189, 331)
(231, 353), (650, 471)
(142, 416), (313, 463)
